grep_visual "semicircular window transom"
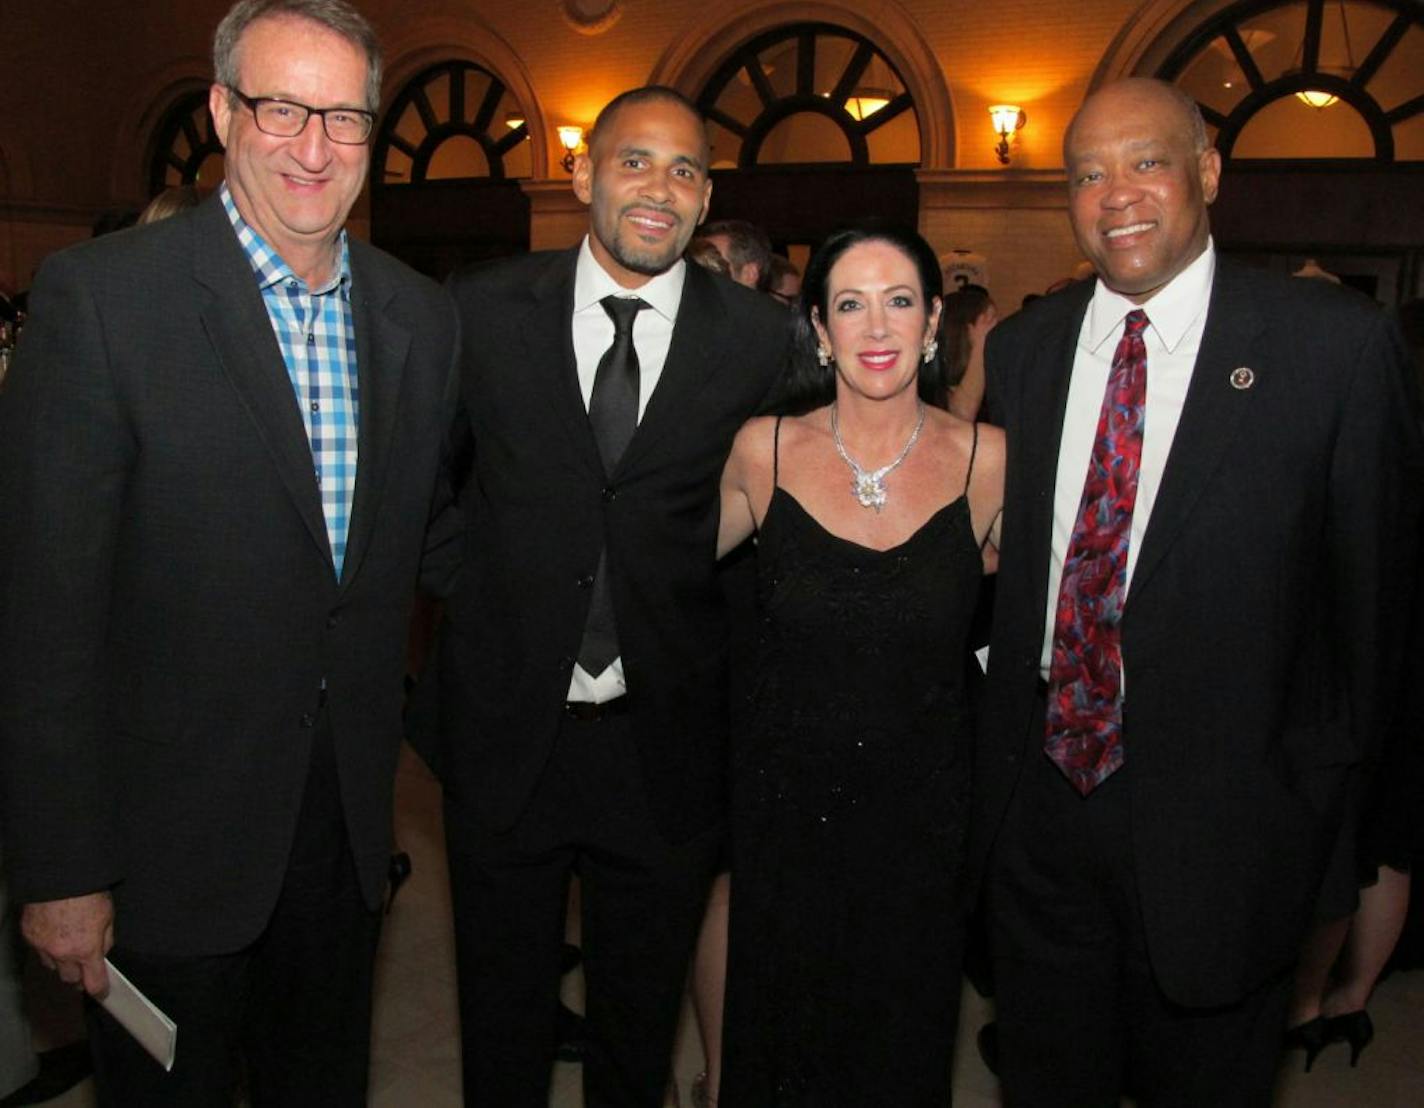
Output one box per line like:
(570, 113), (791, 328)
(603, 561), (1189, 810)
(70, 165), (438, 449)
(149, 89), (225, 195)
(696, 23), (921, 169)
(374, 60), (531, 186)
(1161, 0), (1424, 161)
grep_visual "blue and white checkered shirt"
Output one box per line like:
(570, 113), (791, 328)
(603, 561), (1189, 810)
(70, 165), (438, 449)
(221, 184), (359, 579)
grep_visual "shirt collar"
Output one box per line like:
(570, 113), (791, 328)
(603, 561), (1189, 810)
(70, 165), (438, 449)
(220, 182), (351, 297)
(1085, 237), (1215, 355)
(573, 234), (686, 323)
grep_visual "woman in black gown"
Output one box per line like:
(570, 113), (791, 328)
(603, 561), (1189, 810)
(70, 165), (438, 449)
(716, 226), (1004, 1105)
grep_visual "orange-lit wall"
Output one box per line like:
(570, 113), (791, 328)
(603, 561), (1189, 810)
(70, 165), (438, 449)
(1, 0), (1150, 300)
(4, 0), (1419, 307)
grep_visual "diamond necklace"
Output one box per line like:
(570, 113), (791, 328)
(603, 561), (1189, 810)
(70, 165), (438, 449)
(830, 401), (926, 513)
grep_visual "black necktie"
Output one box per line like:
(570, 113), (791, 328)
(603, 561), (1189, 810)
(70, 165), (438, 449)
(577, 296), (648, 677)
(587, 296), (647, 474)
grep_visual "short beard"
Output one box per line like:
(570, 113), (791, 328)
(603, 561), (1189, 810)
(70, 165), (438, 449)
(597, 203), (688, 278)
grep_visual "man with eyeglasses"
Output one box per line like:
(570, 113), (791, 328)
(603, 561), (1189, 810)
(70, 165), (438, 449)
(0, 1), (458, 1103)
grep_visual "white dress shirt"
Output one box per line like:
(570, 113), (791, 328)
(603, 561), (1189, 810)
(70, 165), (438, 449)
(1039, 240), (1217, 677)
(568, 235), (687, 702)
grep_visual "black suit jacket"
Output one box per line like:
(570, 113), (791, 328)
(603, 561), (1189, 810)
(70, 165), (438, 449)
(427, 249), (788, 843)
(0, 195), (459, 955)
(974, 261), (1421, 1007)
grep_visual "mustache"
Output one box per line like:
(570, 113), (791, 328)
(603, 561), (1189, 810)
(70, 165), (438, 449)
(618, 201), (681, 226)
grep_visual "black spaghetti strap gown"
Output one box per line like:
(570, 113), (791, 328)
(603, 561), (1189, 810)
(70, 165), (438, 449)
(721, 419), (982, 1106)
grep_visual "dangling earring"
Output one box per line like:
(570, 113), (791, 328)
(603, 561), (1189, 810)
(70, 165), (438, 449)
(921, 338), (939, 365)
(817, 345), (832, 367)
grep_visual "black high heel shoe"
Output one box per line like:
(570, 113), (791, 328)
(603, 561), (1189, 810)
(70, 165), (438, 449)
(1283, 1017), (1330, 1072)
(1325, 1010), (1375, 1067)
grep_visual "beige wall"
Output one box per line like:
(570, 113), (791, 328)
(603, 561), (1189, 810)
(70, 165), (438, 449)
(17, 0), (1417, 301)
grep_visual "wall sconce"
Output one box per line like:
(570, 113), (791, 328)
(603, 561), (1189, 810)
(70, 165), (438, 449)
(989, 105), (1026, 165)
(558, 126), (585, 173)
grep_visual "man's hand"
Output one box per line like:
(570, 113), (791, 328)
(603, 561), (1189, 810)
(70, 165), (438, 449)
(21, 891), (114, 997)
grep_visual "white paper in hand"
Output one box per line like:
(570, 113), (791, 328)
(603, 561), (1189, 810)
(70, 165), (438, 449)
(100, 958), (177, 1071)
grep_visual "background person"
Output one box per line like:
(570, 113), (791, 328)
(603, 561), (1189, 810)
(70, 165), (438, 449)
(699, 219), (773, 292)
(766, 255), (801, 307)
(938, 283), (996, 420)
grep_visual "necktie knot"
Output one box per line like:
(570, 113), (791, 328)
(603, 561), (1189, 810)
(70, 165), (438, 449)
(1123, 308), (1149, 338)
(601, 295), (647, 336)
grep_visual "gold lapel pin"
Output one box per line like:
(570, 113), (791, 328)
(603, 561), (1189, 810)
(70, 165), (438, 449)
(1230, 366), (1255, 390)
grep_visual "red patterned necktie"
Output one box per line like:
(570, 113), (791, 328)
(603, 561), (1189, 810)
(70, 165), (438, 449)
(1044, 308), (1149, 795)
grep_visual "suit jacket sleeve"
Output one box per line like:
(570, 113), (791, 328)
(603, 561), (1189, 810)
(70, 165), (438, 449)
(0, 250), (132, 903)
(1328, 310), (1422, 796)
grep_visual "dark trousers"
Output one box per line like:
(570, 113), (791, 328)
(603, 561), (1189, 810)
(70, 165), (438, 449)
(988, 744), (1291, 1108)
(88, 712), (382, 1107)
(446, 710), (720, 1108)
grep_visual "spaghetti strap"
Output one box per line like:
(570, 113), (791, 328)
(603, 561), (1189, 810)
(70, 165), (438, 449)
(772, 416), (784, 489)
(962, 422), (979, 497)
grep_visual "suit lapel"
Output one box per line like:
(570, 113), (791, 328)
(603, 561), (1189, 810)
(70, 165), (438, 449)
(339, 242), (410, 591)
(617, 262), (725, 476)
(1129, 262), (1263, 598)
(192, 197), (331, 569)
(518, 249), (606, 477)
(1020, 286), (1092, 615)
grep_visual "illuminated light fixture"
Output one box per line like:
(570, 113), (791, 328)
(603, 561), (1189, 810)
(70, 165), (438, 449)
(558, 125), (585, 173)
(989, 104), (1026, 165)
(1291, 0), (1356, 108)
(845, 89), (893, 121)
(505, 111), (526, 130)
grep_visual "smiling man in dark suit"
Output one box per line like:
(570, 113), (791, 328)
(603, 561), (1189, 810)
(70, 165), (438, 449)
(431, 86), (788, 1106)
(976, 77), (1420, 1105)
(0, 2), (458, 1103)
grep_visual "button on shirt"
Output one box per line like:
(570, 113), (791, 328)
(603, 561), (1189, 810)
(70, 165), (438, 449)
(1040, 240), (1216, 678)
(221, 183), (360, 580)
(567, 235), (687, 702)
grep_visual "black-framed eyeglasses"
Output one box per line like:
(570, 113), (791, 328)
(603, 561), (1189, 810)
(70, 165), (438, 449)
(228, 88), (375, 145)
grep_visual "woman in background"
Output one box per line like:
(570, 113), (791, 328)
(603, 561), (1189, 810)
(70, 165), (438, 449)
(939, 283), (997, 421)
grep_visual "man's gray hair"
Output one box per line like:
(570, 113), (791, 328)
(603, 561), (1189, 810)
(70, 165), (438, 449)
(213, 0), (383, 112)
(1161, 81), (1210, 153)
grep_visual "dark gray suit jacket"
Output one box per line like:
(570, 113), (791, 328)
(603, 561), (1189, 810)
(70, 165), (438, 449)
(0, 194), (458, 955)
(975, 261), (1421, 1007)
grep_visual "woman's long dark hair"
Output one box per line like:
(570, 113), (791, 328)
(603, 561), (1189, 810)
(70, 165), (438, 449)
(765, 223), (947, 416)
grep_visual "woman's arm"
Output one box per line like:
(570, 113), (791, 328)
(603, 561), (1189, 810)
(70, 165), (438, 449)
(717, 418), (772, 558)
(968, 422), (1006, 574)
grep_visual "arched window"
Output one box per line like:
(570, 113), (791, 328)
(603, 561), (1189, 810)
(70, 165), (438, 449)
(1160, 0), (1423, 161)
(696, 23), (921, 168)
(148, 89), (225, 194)
(373, 60), (531, 185)
(369, 60), (533, 278)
